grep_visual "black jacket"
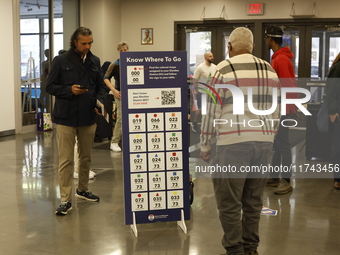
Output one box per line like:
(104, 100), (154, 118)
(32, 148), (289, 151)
(46, 49), (107, 127)
(326, 61), (340, 115)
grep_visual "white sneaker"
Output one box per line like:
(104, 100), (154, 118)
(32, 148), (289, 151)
(110, 142), (121, 152)
(89, 170), (96, 179)
(74, 170), (96, 179)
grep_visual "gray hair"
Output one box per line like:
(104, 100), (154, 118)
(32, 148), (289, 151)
(229, 27), (254, 53)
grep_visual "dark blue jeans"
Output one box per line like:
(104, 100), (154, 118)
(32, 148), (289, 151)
(330, 122), (340, 182)
(270, 116), (292, 180)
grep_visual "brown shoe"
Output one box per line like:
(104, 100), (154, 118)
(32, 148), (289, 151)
(274, 179), (293, 195)
(334, 182), (340, 190)
(266, 178), (280, 187)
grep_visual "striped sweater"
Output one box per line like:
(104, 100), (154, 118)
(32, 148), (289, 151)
(200, 53), (281, 152)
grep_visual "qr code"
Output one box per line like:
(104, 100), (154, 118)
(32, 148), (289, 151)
(161, 90), (176, 105)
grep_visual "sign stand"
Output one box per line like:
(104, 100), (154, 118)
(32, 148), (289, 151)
(131, 209), (187, 237)
(177, 209), (187, 234)
(131, 212), (138, 237)
(120, 51), (190, 235)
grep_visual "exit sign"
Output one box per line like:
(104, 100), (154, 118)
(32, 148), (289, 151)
(247, 3), (264, 15)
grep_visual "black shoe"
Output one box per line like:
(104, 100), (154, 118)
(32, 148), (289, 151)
(55, 201), (72, 215)
(245, 250), (259, 255)
(76, 189), (100, 202)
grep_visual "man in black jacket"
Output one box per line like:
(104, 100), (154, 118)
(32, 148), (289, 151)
(46, 27), (107, 215)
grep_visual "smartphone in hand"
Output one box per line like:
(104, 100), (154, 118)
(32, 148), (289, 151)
(78, 85), (87, 89)
(333, 116), (340, 126)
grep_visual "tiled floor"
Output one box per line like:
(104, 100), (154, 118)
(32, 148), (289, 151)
(0, 129), (339, 255)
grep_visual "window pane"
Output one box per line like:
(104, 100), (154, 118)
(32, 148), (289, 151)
(329, 37), (340, 68)
(20, 35), (40, 80)
(186, 31), (212, 77)
(54, 34), (65, 57)
(44, 18), (63, 33)
(20, 19), (39, 33)
(43, 19), (48, 33)
(223, 31), (231, 59)
(311, 37), (320, 79)
(54, 18), (63, 33)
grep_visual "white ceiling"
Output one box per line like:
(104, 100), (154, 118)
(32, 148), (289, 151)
(20, 0), (63, 16)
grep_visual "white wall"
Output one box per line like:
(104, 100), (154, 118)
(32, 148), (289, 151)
(80, 0), (122, 63)
(63, 0), (80, 50)
(79, 0), (340, 61)
(0, 1), (16, 134)
(120, 0), (340, 52)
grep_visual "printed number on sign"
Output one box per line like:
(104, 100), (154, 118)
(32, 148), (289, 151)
(131, 71), (140, 76)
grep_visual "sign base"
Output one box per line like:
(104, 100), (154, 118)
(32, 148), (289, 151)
(177, 209), (187, 234)
(131, 212), (138, 237)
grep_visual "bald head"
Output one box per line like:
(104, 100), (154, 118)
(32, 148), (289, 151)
(204, 52), (214, 65)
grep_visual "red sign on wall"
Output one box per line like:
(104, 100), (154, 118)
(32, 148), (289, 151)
(247, 3), (264, 15)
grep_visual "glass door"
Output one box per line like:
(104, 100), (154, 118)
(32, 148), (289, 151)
(280, 28), (299, 77)
(185, 27), (214, 78)
(20, 1), (62, 126)
(19, 0), (79, 127)
(223, 30), (232, 59)
(20, 18), (43, 125)
(180, 24), (254, 78)
(311, 30), (340, 80)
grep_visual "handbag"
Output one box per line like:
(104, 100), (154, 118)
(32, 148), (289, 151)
(37, 112), (53, 131)
(316, 102), (329, 133)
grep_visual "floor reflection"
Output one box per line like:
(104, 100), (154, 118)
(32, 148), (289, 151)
(0, 130), (339, 254)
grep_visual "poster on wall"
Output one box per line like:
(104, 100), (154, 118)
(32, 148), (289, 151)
(120, 51), (189, 229)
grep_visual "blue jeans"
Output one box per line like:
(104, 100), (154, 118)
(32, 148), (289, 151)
(211, 142), (274, 255)
(270, 116), (292, 180)
(330, 122), (340, 182)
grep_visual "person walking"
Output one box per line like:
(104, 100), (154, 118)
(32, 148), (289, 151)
(192, 52), (216, 133)
(264, 25), (298, 195)
(200, 27), (280, 255)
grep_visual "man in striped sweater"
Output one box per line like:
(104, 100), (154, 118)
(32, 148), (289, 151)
(200, 27), (280, 255)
